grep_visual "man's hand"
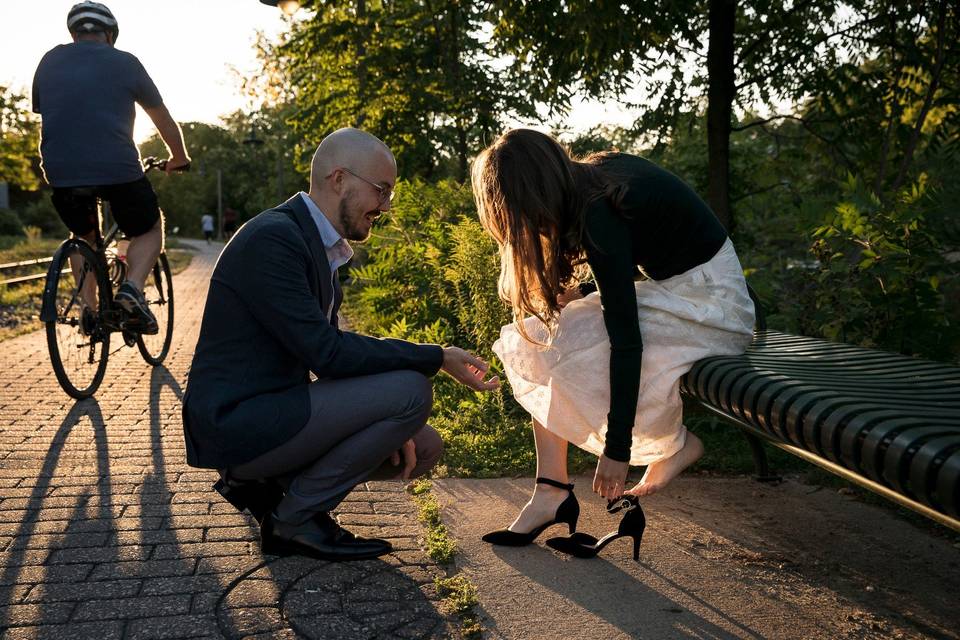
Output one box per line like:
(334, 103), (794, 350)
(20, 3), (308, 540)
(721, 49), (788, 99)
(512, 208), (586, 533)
(165, 155), (191, 176)
(593, 454), (629, 499)
(441, 347), (500, 391)
(390, 439), (417, 479)
(557, 286), (584, 309)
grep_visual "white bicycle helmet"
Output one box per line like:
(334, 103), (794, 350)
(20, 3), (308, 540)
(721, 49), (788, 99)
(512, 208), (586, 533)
(67, 2), (119, 43)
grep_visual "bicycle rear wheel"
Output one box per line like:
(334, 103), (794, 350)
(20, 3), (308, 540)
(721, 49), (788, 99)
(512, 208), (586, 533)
(42, 240), (111, 399)
(136, 253), (174, 365)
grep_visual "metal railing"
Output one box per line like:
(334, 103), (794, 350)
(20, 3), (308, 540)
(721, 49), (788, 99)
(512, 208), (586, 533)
(0, 256), (55, 286)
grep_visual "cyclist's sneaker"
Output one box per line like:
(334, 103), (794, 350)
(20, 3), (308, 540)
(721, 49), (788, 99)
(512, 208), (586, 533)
(114, 282), (159, 335)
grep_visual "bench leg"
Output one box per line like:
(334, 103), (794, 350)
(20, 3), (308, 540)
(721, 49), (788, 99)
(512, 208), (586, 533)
(743, 432), (781, 483)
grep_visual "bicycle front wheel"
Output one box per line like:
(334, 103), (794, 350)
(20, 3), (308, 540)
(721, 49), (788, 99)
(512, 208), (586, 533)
(136, 253), (174, 365)
(43, 240), (111, 399)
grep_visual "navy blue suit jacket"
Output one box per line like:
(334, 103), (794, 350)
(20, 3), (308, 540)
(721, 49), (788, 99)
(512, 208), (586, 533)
(182, 194), (443, 469)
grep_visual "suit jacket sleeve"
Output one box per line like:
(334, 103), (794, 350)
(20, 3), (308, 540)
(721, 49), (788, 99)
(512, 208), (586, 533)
(225, 220), (444, 378)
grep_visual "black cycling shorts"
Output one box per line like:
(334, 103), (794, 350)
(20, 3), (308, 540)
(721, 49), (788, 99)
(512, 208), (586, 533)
(51, 176), (162, 238)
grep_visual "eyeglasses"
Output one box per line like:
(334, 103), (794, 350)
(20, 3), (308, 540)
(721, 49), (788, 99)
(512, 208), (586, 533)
(341, 167), (395, 203)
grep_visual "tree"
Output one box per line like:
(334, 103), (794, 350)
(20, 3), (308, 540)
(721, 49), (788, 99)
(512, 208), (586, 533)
(139, 113), (305, 236)
(263, 0), (534, 181)
(0, 86), (40, 191)
(487, 0), (846, 231)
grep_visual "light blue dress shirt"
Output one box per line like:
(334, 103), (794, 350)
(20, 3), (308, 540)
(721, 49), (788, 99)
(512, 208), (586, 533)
(299, 192), (354, 319)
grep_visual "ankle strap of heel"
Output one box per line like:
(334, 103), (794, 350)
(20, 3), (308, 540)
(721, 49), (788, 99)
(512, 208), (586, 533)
(536, 477), (574, 491)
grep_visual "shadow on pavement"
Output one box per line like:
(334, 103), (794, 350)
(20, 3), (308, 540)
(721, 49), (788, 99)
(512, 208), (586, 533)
(0, 397), (115, 629)
(491, 543), (759, 639)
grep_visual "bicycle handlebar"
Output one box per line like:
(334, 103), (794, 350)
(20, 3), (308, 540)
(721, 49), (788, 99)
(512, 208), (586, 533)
(143, 156), (191, 173)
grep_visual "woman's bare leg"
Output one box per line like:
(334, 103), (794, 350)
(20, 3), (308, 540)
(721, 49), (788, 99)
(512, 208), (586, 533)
(628, 430), (704, 497)
(508, 419), (572, 533)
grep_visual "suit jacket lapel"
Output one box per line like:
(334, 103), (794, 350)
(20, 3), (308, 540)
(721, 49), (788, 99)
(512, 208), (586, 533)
(286, 194), (334, 314)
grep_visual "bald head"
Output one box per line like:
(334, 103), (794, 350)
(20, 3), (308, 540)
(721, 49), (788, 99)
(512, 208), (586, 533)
(309, 128), (395, 193)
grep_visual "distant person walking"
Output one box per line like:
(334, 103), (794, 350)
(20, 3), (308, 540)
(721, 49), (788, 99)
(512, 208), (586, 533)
(201, 213), (214, 243)
(222, 206), (238, 240)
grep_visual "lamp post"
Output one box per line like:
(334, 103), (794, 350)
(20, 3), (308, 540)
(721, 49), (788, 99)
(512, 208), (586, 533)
(259, 0), (300, 16)
(243, 122), (285, 203)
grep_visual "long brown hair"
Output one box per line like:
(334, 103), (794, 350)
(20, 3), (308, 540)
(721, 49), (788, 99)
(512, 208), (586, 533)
(472, 129), (626, 342)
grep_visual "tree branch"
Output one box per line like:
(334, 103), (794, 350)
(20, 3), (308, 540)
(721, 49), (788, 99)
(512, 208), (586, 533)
(731, 181), (791, 202)
(735, 14), (884, 92)
(891, 0), (949, 192)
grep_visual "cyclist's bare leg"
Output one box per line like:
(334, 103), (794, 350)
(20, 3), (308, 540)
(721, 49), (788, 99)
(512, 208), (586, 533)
(125, 216), (163, 291)
(70, 230), (99, 310)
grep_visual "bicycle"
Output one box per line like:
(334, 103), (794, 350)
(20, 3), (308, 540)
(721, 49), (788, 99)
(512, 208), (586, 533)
(40, 157), (189, 398)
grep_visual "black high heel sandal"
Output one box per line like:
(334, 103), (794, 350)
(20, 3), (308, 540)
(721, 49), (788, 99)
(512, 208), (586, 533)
(545, 495), (645, 560)
(481, 477), (579, 546)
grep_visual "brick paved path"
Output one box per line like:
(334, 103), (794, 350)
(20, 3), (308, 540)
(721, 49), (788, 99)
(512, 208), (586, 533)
(0, 240), (455, 639)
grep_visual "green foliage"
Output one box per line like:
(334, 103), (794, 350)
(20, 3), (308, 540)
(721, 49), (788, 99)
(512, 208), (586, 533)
(0, 209), (23, 236)
(0, 86), (40, 190)
(435, 574), (482, 638)
(344, 179), (535, 476)
(139, 116), (305, 238)
(267, 0), (534, 181)
(16, 196), (67, 238)
(435, 573), (480, 614)
(804, 174), (957, 358)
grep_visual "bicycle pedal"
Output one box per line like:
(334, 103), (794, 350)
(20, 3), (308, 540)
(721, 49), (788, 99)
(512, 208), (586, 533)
(122, 330), (137, 347)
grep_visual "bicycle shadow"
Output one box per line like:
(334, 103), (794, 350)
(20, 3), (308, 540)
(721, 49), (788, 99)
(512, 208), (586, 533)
(0, 397), (116, 629)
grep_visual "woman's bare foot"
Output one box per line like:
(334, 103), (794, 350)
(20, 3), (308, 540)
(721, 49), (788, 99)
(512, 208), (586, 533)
(627, 432), (704, 497)
(508, 483), (569, 533)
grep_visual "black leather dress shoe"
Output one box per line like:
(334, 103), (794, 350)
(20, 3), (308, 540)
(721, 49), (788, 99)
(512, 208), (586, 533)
(260, 512), (392, 561)
(213, 477), (284, 524)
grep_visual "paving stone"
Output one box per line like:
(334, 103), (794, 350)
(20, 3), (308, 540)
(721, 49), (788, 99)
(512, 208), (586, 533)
(204, 527), (258, 542)
(141, 575), (225, 596)
(0, 563), (93, 585)
(1, 620), (126, 640)
(23, 579), (142, 603)
(72, 593), (192, 621)
(126, 614), (221, 639)
(88, 558), (198, 580)
(0, 601), (75, 625)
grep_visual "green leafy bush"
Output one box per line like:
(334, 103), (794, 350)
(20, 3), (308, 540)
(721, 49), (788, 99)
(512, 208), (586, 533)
(757, 174), (959, 360)
(0, 209), (22, 236)
(344, 179), (536, 476)
(17, 196), (68, 238)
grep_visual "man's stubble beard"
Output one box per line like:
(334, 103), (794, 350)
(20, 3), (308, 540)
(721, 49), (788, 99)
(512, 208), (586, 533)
(337, 191), (371, 242)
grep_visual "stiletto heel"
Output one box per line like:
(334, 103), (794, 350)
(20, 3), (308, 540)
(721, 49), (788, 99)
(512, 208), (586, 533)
(482, 477), (579, 547)
(545, 495), (645, 560)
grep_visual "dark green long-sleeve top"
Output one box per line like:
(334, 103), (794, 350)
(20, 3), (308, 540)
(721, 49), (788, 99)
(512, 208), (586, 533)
(581, 154), (728, 462)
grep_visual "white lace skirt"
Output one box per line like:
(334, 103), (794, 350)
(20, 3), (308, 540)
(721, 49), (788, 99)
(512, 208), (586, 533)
(493, 239), (756, 466)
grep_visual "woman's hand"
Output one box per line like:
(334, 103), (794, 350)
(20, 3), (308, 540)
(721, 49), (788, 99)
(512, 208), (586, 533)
(441, 346), (500, 391)
(556, 286), (584, 309)
(593, 454), (629, 499)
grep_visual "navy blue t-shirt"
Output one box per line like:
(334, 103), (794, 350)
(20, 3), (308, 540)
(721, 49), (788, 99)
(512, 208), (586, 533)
(32, 42), (163, 187)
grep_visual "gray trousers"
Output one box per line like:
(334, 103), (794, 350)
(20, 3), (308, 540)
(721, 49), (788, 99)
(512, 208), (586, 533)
(230, 370), (440, 525)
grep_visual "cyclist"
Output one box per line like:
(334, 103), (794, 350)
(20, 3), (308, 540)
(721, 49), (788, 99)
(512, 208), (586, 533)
(32, 2), (190, 334)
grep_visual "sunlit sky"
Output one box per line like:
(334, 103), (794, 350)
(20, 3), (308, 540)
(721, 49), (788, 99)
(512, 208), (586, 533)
(1, 1), (642, 146)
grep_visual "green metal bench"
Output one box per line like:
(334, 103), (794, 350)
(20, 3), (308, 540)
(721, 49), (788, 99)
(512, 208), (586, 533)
(680, 327), (960, 532)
